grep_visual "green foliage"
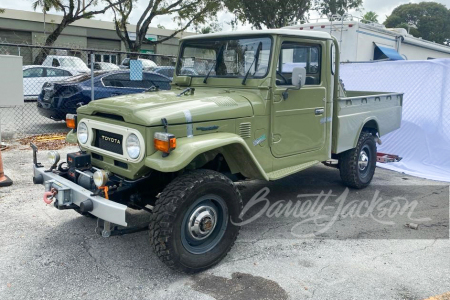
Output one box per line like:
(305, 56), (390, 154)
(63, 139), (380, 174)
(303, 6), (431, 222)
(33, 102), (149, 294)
(361, 11), (378, 24)
(108, 0), (222, 53)
(384, 2), (450, 44)
(197, 22), (222, 34)
(32, 0), (61, 12)
(0, 8), (4, 13)
(224, 0), (311, 29)
(314, 0), (363, 17)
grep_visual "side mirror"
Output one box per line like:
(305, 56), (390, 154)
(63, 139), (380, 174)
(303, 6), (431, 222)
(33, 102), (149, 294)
(282, 67), (306, 100)
(292, 67), (306, 88)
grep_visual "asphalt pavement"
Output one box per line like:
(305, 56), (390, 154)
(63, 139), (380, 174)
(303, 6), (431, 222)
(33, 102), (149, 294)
(0, 146), (449, 300)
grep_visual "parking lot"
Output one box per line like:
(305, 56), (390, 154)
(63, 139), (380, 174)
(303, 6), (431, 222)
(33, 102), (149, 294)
(0, 146), (449, 300)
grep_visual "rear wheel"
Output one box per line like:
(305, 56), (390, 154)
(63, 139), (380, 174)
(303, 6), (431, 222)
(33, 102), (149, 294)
(339, 131), (377, 189)
(149, 169), (242, 273)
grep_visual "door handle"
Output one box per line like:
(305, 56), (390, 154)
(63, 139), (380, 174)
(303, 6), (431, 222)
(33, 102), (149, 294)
(315, 108), (324, 115)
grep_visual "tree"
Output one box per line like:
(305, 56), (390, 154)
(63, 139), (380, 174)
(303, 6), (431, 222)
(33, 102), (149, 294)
(32, 0), (61, 35)
(314, 0), (363, 17)
(108, 0), (222, 56)
(361, 11), (378, 24)
(0, 8), (4, 13)
(32, 0), (126, 64)
(196, 22), (222, 34)
(224, 0), (311, 29)
(384, 2), (450, 44)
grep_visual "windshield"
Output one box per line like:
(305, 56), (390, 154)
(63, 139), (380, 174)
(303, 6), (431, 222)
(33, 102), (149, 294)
(177, 36), (272, 79)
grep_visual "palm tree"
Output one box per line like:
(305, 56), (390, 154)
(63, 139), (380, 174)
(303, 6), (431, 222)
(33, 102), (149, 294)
(32, 0), (61, 35)
(362, 11), (379, 24)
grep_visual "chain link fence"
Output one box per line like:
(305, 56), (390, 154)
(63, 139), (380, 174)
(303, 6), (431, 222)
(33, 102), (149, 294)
(0, 42), (177, 143)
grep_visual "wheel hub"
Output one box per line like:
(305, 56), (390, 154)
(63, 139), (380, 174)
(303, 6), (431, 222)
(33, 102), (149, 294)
(187, 206), (217, 240)
(359, 150), (369, 171)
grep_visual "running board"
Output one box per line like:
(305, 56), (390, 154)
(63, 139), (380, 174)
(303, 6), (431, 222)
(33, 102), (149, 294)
(267, 160), (320, 180)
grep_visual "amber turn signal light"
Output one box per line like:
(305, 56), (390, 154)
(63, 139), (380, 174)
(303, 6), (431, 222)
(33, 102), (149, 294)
(154, 132), (176, 154)
(66, 114), (77, 129)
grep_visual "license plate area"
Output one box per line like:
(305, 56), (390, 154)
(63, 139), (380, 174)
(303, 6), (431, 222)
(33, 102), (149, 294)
(94, 130), (123, 155)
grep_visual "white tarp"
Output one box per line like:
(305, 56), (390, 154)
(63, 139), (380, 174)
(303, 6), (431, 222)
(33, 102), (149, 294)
(340, 59), (450, 182)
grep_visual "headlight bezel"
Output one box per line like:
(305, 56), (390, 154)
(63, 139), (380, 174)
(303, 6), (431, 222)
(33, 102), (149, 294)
(126, 133), (141, 159)
(77, 121), (89, 144)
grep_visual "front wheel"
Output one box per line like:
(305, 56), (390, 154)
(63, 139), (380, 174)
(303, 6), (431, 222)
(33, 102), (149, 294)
(149, 170), (242, 273)
(339, 131), (377, 189)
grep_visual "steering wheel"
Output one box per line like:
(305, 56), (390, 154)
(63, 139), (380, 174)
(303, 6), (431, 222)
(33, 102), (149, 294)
(276, 71), (288, 85)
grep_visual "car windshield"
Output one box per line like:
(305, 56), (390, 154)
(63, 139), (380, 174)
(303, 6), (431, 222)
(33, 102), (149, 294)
(177, 36), (272, 79)
(60, 57), (85, 69)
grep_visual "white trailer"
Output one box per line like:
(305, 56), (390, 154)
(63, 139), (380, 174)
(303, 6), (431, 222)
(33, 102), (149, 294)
(284, 17), (450, 62)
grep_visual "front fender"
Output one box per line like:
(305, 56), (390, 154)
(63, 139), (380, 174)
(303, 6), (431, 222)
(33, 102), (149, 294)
(144, 132), (269, 180)
(66, 130), (77, 144)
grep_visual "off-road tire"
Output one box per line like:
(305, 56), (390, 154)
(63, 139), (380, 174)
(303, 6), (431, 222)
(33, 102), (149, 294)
(149, 169), (243, 273)
(339, 131), (377, 189)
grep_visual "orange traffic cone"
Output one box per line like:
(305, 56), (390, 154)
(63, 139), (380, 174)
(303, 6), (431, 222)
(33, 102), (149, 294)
(0, 149), (12, 187)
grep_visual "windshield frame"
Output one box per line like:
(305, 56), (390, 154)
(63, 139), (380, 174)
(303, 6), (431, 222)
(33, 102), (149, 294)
(176, 35), (274, 81)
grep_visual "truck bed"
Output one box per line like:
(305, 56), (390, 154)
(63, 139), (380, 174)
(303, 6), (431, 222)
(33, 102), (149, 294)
(332, 91), (403, 154)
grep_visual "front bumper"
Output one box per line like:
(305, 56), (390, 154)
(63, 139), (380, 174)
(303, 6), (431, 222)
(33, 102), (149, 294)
(33, 164), (128, 227)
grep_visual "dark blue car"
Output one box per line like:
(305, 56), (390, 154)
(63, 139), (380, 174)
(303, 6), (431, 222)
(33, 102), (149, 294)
(37, 70), (172, 121)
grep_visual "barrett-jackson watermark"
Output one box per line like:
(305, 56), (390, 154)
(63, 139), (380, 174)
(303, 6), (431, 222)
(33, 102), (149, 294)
(232, 186), (449, 239)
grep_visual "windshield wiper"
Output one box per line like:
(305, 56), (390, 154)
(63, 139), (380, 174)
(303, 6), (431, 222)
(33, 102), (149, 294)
(242, 42), (263, 85)
(203, 44), (225, 84)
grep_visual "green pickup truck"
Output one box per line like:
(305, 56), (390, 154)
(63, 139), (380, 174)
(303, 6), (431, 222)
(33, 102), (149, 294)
(32, 29), (403, 273)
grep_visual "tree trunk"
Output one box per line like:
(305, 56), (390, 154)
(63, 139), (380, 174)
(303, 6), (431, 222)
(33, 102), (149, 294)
(129, 42), (141, 60)
(33, 21), (67, 65)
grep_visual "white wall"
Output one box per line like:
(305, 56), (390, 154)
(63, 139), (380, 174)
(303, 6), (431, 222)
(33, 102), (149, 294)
(0, 55), (23, 106)
(400, 43), (450, 60)
(284, 22), (450, 62)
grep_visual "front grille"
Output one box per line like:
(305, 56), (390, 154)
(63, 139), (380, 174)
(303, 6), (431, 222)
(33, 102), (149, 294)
(94, 130), (123, 155)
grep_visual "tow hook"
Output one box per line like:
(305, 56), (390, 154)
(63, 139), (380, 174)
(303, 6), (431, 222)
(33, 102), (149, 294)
(43, 188), (58, 204)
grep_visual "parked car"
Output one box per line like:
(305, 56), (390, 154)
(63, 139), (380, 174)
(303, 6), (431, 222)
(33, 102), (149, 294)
(91, 62), (120, 71)
(36, 70), (172, 120)
(119, 58), (157, 70)
(153, 66), (198, 80)
(42, 55), (90, 74)
(23, 65), (74, 100)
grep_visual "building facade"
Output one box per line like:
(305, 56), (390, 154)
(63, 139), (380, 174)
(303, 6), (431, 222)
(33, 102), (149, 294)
(0, 8), (196, 65)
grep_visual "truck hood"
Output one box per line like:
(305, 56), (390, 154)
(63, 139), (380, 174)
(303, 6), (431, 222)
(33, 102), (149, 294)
(77, 89), (254, 126)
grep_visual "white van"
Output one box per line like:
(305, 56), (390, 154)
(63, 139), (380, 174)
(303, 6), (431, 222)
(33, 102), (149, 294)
(42, 55), (90, 74)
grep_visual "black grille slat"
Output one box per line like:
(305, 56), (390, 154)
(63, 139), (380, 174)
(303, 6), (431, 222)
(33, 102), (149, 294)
(94, 130), (123, 155)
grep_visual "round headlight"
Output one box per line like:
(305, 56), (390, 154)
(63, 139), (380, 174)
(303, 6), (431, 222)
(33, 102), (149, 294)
(93, 170), (109, 188)
(77, 122), (89, 144)
(47, 150), (60, 166)
(126, 134), (140, 159)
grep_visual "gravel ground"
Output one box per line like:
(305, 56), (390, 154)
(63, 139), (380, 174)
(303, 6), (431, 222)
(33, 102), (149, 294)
(0, 146), (449, 300)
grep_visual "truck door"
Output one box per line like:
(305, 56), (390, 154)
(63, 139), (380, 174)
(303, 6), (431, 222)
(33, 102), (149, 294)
(271, 39), (327, 158)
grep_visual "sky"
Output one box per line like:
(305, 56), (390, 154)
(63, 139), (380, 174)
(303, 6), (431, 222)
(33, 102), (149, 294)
(1, 0), (449, 32)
